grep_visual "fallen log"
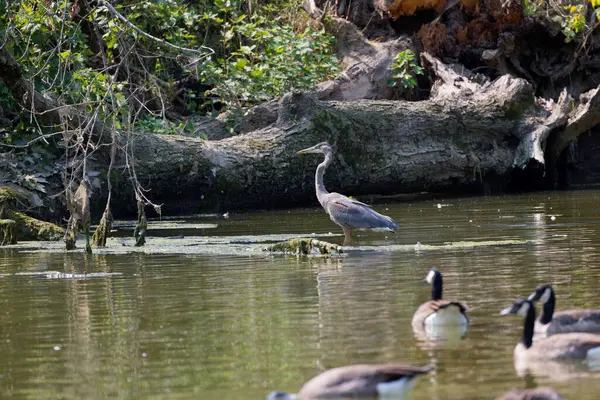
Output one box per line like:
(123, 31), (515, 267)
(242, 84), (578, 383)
(4, 40), (600, 216)
(117, 54), (600, 215)
(107, 53), (527, 214)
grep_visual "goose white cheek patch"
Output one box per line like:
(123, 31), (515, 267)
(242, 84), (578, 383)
(517, 302), (530, 316)
(540, 288), (551, 303)
(426, 270), (435, 284)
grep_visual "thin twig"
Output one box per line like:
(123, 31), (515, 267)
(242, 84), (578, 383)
(100, 1), (214, 57)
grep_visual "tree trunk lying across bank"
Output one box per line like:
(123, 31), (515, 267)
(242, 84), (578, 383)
(3, 38), (600, 217)
(110, 52), (600, 215)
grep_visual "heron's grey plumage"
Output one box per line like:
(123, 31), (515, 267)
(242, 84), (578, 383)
(297, 142), (399, 244)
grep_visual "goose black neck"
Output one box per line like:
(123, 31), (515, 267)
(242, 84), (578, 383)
(539, 289), (555, 325)
(431, 273), (443, 301)
(521, 302), (535, 349)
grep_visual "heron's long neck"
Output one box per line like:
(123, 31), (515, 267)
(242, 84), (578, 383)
(540, 290), (555, 324)
(315, 151), (332, 206)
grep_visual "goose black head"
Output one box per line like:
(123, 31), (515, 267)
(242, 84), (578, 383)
(528, 284), (554, 304)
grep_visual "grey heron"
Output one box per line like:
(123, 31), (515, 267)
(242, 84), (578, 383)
(296, 141), (399, 244)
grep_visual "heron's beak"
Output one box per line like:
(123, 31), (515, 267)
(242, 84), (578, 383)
(499, 305), (514, 315)
(296, 145), (321, 155)
(527, 292), (538, 301)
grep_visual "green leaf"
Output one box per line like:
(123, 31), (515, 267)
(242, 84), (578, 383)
(234, 58), (248, 70)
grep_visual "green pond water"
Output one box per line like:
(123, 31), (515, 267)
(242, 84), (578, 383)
(2, 190), (600, 399)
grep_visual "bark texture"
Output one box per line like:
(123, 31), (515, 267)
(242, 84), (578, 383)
(107, 54), (524, 213)
(108, 52), (600, 215)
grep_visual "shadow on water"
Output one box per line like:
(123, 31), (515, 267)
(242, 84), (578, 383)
(2, 191), (600, 398)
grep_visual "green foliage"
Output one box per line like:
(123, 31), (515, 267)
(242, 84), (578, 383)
(0, 82), (16, 114)
(135, 117), (195, 136)
(194, 0), (338, 107)
(522, 0), (544, 16)
(389, 50), (424, 90)
(2, 0), (339, 138)
(562, 4), (586, 43)
(522, 0), (600, 43)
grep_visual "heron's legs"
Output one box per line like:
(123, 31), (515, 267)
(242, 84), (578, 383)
(342, 227), (353, 245)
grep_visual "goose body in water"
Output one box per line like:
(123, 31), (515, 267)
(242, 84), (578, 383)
(495, 387), (564, 400)
(266, 363), (432, 399)
(500, 298), (600, 363)
(528, 284), (600, 336)
(412, 268), (469, 334)
(296, 142), (399, 244)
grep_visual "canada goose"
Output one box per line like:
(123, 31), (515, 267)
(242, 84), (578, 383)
(412, 268), (469, 332)
(528, 284), (600, 335)
(266, 363), (432, 400)
(500, 298), (600, 362)
(495, 387), (564, 400)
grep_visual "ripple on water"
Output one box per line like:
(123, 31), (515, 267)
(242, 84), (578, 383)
(1, 192), (600, 398)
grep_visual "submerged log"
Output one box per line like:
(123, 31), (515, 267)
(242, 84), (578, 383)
(264, 238), (343, 255)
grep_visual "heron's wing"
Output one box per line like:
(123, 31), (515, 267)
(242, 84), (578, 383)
(346, 197), (373, 208)
(325, 193), (398, 231)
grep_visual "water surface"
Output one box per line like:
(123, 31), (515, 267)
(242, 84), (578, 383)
(2, 190), (600, 399)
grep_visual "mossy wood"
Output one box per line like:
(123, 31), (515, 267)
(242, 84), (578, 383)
(11, 212), (64, 241)
(0, 219), (17, 246)
(92, 205), (113, 248)
(0, 185), (64, 241)
(265, 238), (343, 255)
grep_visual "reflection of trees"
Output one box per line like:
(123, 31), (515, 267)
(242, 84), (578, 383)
(3, 189), (600, 400)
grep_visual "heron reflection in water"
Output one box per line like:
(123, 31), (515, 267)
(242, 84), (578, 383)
(296, 141), (399, 244)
